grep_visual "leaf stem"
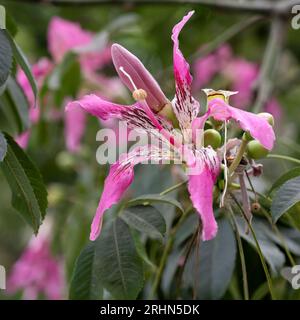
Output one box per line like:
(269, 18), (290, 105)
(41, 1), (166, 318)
(149, 207), (191, 299)
(159, 180), (187, 196)
(228, 208), (249, 300)
(230, 192), (276, 300)
(267, 154), (300, 165)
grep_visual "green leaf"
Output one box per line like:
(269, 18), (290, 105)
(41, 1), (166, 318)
(183, 218), (236, 299)
(0, 29), (12, 88)
(0, 132), (7, 161)
(128, 194), (184, 213)
(0, 76), (29, 135)
(96, 218), (144, 299)
(236, 217), (285, 272)
(69, 242), (103, 300)
(0, 133), (47, 233)
(269, 167), (300, 194)
(121, 205), (166, 241)
(3, 29), (37, 103)
(0, 5), (5, 29)
(271, 176), (300, 223)
(131, 230), (156, 270)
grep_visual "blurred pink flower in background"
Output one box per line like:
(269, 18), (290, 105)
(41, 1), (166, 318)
(193, 44), (282, 120)
(16, 17), (125, 152)
(222, 58), (259, 108)
(7, 221), (64, 300)
(193, 44), (232, 90)
(49, 17), (125, 152)
(15, 58), (53, 148)
(265, 98), (282, 122)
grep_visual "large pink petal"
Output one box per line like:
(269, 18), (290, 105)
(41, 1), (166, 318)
(66, 94), (173, 133)
(208, 98), (275, 150)
(90, 145), (172, 240)
(171, 11), (200, 141)
(187, 148), (220, 241)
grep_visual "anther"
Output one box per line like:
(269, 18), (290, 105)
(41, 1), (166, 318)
(132, 89), (147, 101)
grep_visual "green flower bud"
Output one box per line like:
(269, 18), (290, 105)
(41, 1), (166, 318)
(204, 129), (222, 149)
(246, 140), (269, 160)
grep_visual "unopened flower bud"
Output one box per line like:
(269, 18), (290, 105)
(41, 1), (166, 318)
(247, 140), (269, 160)
(132, 89), (147, 101)
(204, 129), (221, 149)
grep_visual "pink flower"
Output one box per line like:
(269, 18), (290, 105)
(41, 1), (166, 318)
(16, 58), (53, 148)
(223, 58), (259, 108)
(7, 222), (64, 300)
(193, 44), (232, 90)
(66, 12), (275, 242)
(48, 17), (125, 152)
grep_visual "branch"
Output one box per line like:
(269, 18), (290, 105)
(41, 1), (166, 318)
(17, 0), (300, 16)
(252, 15), (288, 113)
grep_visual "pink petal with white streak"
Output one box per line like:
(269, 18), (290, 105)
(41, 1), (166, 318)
(90, 145), (173, 240)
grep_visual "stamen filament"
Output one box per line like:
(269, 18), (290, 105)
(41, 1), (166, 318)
(119, 66), (138, 91)
(220, 120), (228, 207)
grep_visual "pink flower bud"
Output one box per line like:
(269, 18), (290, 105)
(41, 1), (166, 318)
(111, 44), (169, 112)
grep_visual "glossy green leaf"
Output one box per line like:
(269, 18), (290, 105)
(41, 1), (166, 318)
(121, 205), (166, 240)
(236, 217), (285, 272)
(0, 29), (12, 88)
(96, 218), (144, 299)
(69, 242), (103, 300)
(3, 30), (37, 103)
(183, 218), (236, 299)
(0, 132), (7, 161)
(271, 176), (300, 223)
(0, 133), (47, 233)
(269, 167), (300, 194)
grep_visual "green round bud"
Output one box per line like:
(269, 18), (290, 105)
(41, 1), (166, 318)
(204, 129), (222, 149)
(246, 140), (269, 160)
(257, 112), (274, 127)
